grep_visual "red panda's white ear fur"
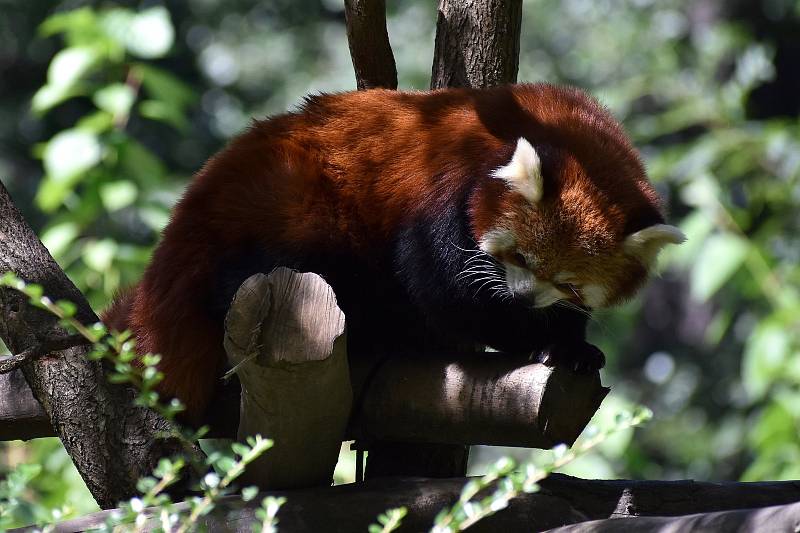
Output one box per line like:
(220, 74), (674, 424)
(492, 138), (543, 203)
(624, 224), (686, 265)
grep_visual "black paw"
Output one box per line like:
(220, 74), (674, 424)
(534, 341), (606, 374)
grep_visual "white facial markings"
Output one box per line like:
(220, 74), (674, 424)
(531, 281), (563, 308)
(480, 230), (606, 309)
(478, 228), (516, 255)
(504, 263), (536, 299)
(491, 138), (543, 204)
(581, 284), (608, 308)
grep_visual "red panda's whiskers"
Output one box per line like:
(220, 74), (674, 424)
(554, 300), (594, 321)
(455, 269), (499, 283)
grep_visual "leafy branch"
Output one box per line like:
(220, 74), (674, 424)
(0, 272), (279, 531)
(431, 407), (654, 532)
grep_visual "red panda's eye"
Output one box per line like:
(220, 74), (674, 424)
(510, 252), (527, 267)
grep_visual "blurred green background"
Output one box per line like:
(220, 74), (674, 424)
(1, 0), (799, 525)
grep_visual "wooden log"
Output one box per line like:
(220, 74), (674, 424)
(538, 473), (800, 518)
(0, 353), (607, 450)
(344, 0), (398, 90)
(350, 356), (608, 449)
(223, 269), (352, 489)
(18, 475), (800, 533)
(0, 368), (52, 440)
(545, 501), (800, 532)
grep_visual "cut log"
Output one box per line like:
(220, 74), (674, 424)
(223, 269), (352, 489)
(349, 356), (608, 449)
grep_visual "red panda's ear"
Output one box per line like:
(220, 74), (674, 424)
(624, 224), (686, 265)
(492, 138), (543, 203)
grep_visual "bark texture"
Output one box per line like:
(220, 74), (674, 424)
(344, 0), (398, 90)
(23, 475), (800, 533)
(430, 0), (522, 89)
(0, 182), (183, 509)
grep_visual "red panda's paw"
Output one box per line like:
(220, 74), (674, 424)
(535, 341), (606, 374)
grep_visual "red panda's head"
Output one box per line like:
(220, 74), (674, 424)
(470, 88), (684, 310)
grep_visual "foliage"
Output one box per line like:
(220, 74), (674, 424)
(29, 5), (195, 309)
(432, 408), (652, 532)
(369, 507), (408, 533)
(0, 274), (279, 531)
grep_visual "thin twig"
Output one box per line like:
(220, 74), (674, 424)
(0, 333), (90, 374)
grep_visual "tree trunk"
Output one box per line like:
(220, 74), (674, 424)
(0, 181), (184, 509)
(344, 0), (398, 90)
(431, 0), (522, 89)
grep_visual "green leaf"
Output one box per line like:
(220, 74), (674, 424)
(32, 44), (101, 113)
(100, 180), (138, 211)
(231, 443), (250, 457)
(98, 8), (135, 47)
(665, 211), (714, 268)
(31, 83), (83, 114)
(47, 45), (99, 89)
(36, 130), (103, 211)
(35, 179), (71, 213)
(241, 486), (259, 502)
(134, 64), (195, 109)
(83, 239), (118, 271)
(742, 321), (791, 399)
(39, 7), (97, 38)
(40, 221), (80, 258)
(125, 7), (174, 59)
(55, 299), (77, 317)
(75, 110), (115, 133)
(93, 83), (136, 120)
(138, 99), (189, 131)
(43, 129), (103, 183)
(117, 139), (166, 185)
(689, 233), (749, 302)
(138, 205), (170, 232)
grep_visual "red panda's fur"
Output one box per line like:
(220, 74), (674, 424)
(104, 84), (665, 421)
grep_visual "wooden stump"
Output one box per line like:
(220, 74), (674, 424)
(223, 268), (351, 489)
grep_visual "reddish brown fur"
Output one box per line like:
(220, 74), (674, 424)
(104, 84), (663, 420)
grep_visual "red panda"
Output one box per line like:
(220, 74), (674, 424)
(103, 83), (684, 421)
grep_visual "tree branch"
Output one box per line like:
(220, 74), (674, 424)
(0, 333), (88, 374)
(32, 475), (800, 532)
(430, 0), (522, 89)
(344, 0), (398, 90)
(0, 181), (186, 509)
